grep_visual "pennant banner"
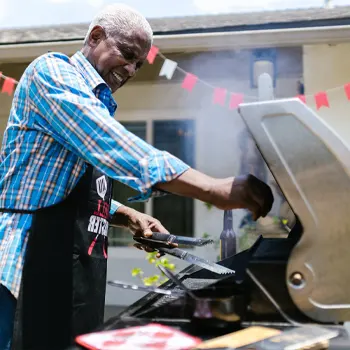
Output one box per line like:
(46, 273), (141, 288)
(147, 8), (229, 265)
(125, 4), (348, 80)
(213, 88), (227, 106)
(229, 93), (244, 110)
(159, 59), (178, 80)
(344, 83), (350, 100)
(146, 45), (159, 64)
(315, 92), (329, 110)
(1, 76), (15, 96)
(181, 73), (198, 92)
(0, 46), (350, 112)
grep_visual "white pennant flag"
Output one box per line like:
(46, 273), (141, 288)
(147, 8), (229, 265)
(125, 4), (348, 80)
(159, 59), (178, 80)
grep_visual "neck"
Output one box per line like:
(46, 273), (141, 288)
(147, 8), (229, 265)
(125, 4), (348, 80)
(80, 46), (98, 73)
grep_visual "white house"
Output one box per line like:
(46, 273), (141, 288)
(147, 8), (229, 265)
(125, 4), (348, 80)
(0, 5), (350, 313)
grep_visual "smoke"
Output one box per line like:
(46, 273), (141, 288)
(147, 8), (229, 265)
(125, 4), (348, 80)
(168, 48), (299, 224)
(171, 50), (252, 178)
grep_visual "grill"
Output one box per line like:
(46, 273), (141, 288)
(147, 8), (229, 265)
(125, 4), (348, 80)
(90, 87), (350, 349)
(152, 278), (218, 308)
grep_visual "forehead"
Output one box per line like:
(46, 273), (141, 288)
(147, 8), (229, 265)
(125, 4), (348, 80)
(115, 31), (151, 57)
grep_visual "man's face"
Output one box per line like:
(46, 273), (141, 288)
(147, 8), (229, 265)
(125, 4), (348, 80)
(85, 26), (150, 93)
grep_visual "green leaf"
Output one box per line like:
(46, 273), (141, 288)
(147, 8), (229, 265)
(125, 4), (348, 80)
(167, 263), (175, 270)
(146, 252), (157, 261)
(204, 202), (213, 210)
(131, 254), (178, 287)
(143, 275), (160, 286)
(160, 257), (169, 265)
(131, 268), (143, 277)
(143, 277), (154, 286)
(202, 232), (210, 238)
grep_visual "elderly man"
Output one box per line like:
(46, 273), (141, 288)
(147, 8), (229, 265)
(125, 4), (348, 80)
(0, 3), (273, 350)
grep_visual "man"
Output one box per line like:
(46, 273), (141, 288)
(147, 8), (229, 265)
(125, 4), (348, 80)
(0, 3), (273, 350)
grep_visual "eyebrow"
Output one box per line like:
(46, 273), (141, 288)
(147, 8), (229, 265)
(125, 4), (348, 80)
(116, 39), (137, 51)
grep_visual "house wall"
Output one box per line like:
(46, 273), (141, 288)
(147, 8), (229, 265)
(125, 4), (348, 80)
(0, 47), (303, 309)
(303, 43), (350, 145)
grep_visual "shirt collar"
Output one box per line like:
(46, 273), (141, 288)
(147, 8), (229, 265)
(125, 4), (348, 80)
(71, 51), (117, 113)
(71, 51), (105, 90)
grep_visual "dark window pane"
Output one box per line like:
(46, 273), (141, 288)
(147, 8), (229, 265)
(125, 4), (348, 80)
(153, 120), (195, 237)
(109, 122), (146, 247)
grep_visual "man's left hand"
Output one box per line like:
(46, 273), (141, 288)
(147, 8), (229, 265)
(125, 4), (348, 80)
(110, 206), (172, 257)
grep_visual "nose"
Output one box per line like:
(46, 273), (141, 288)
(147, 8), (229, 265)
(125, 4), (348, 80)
(124, 62), (137, 77)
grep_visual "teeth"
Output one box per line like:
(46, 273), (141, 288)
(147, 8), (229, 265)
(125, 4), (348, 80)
(113, 72), (123, 83)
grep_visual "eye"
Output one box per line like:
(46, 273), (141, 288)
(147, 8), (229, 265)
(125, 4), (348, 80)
(122, 49), (135, 61)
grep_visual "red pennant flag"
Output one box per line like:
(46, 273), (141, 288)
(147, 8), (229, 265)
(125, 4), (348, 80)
(229, 93), (244, 110)
(1, 76), (15, 96)
(181, 73), (197, 92)
(296, 95), (306, 103)
(213, 88), (227, 105)
(146, 46), (159, 64)
(344, 83), (350, 100)
(314, 92), (329, 110)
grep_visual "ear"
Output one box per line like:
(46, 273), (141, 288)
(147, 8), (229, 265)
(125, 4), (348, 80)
(88, 25), (106, 48)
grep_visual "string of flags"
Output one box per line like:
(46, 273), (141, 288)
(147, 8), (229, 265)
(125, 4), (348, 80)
(146, 46), (350, 111)
(0, 46), (348, 111)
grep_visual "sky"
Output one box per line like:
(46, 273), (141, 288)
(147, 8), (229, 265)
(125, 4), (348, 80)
(0, 0), (350, 29)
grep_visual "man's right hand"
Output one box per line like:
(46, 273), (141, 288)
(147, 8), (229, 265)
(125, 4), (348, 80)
(155, 169), (274, 221)
(209, 174), (274, 220)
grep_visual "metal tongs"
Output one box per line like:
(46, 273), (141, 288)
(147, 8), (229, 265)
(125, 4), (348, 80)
(135, 232), (214, 247)
(133, 233), (235, 275)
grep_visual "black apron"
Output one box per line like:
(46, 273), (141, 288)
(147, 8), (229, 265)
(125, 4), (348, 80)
(6, 164), (113, 350)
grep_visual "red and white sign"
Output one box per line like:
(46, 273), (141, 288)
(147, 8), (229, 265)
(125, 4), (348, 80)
(75, 323), (202, 350)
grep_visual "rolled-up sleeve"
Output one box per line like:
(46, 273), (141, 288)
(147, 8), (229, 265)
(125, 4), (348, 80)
(28, 54), (190, 202)
(128, 151), (189, 202)
(110, 199), (123, 216)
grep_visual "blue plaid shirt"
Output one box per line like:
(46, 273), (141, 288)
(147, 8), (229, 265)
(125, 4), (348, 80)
(0, 51), (189, 298)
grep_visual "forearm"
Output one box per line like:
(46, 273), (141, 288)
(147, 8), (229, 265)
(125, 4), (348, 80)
(111, 169), (217, 225)
(155, 168), (215, 204)
(110, 205), (131, 227)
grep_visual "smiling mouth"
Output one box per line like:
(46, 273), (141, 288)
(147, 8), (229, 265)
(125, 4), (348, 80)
(112, 72), (124, 85)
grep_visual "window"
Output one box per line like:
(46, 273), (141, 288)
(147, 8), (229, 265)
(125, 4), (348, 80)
(250, 48), (277, 89)
(152, 120), (195, 237)
(108, 119), (195, 247)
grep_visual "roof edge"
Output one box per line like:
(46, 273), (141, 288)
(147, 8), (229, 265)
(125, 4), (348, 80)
(1, 25), (350, 63)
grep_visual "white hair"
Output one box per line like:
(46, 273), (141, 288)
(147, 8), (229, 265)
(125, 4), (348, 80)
(84, 3), (153, 45)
